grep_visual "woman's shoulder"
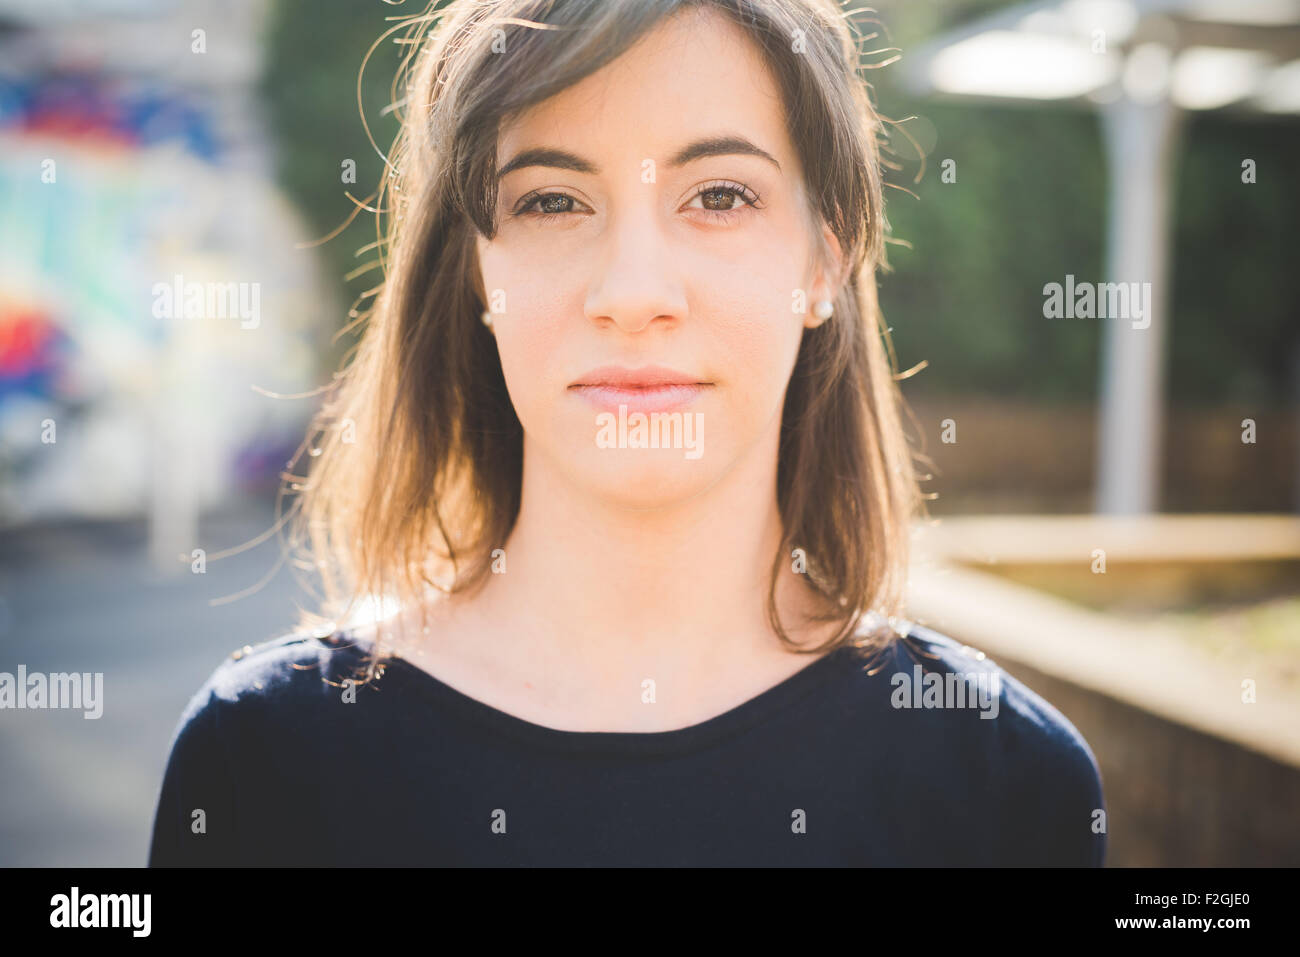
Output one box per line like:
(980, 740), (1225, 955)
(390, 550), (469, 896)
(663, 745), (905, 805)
(204, 627), (372, 697)
(168, 627), (381, 742)
(835, 616), (1107, 864)
(865, 617), (1104, 791)
(150, 627), (387, 866)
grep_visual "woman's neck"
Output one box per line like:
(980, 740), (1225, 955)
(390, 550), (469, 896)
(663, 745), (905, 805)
(377, 429), (844, 728)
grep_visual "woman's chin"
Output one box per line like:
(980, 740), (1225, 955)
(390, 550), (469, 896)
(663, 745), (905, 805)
(578, 450), (720, 509)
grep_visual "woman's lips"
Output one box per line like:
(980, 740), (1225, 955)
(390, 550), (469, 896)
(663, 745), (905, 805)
(569, 383), (711, 414)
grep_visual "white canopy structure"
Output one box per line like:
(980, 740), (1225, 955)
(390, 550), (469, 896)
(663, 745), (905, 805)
(900, 0), (1300, 513)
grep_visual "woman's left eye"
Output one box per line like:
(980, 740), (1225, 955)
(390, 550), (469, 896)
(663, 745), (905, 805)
(684, 181), (762, 219)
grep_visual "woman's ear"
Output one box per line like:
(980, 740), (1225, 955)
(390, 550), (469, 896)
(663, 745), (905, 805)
(804, 223), (845, 329)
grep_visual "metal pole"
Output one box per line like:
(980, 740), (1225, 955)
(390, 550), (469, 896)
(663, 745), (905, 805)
(1095, 95), (1182, 514)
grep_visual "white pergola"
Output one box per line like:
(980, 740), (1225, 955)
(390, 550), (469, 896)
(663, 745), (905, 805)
(900, 0), (1300, 513)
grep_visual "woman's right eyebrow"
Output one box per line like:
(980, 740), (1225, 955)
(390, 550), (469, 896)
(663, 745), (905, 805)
(496, 134), (780, 181)
(497, 147), (596, 180)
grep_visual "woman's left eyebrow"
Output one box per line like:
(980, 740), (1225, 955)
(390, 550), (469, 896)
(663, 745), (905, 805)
(667, 135), (781, 171)
(496, 134), (781, 180)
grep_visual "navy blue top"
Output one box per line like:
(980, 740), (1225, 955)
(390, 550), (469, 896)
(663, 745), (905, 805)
(148, 621), (1107, 866)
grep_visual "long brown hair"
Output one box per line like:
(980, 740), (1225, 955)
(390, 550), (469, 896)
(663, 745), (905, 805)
(283, 0), (928, 678)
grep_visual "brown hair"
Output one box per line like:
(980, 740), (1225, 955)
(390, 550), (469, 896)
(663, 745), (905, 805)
(282, 0), (928, 678)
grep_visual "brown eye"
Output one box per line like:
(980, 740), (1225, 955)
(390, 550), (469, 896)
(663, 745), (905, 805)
(513, 191), (588, 219)
(537, 194), (574, 215)
(700, 188), (739, 211)
(685, 180), (761, 219)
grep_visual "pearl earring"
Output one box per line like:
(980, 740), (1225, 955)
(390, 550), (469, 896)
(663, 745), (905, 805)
(813, 299), (834, 321)
(481, 310), (494, 329)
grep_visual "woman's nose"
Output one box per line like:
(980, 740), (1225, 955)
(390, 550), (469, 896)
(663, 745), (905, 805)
(582, 205), (688, 334)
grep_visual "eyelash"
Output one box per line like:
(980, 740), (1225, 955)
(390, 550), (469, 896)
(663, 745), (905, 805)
(511, 180), (763, 224)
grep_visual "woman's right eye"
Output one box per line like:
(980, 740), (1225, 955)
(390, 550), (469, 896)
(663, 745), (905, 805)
(513, 191), (589, 220)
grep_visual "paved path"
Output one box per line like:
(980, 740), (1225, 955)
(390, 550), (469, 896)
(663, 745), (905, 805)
(0, 501), (315, 866)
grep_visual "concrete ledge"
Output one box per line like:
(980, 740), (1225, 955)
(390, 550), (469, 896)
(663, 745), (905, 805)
(906, 560), (1300, 769)
(912, 513), (1300, 564)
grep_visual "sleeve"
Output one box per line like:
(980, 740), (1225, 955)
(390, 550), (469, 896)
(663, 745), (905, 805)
(1077, 743), (1108, 868)
(147, 685), (240, 867)
(1048, 734), (1107, 867)
(1010, 715), (1109, 867)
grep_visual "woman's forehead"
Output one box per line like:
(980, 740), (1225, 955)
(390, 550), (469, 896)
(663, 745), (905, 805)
(494, 9), (795, 175)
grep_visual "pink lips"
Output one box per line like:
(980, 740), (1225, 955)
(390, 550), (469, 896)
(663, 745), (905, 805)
(569, 364), (712, 414)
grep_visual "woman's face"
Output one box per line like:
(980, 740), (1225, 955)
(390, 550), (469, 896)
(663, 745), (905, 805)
(475, 8), (840, 509)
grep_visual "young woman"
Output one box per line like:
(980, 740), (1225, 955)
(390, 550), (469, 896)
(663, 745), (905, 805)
(149, 0), (1106, 866)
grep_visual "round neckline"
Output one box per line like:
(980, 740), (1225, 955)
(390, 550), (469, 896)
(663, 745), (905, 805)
(345, 631), (873, 756)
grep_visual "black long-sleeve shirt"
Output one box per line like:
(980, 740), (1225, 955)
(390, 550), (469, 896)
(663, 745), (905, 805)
(148, 620), (1107, 866)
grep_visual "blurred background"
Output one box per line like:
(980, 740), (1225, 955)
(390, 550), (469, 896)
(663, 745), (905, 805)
(0, 0), (1296, 865)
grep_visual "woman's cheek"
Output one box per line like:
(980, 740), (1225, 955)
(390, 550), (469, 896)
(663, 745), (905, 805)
(495, 296), (574, 430)
(710, 284), (802, 403)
